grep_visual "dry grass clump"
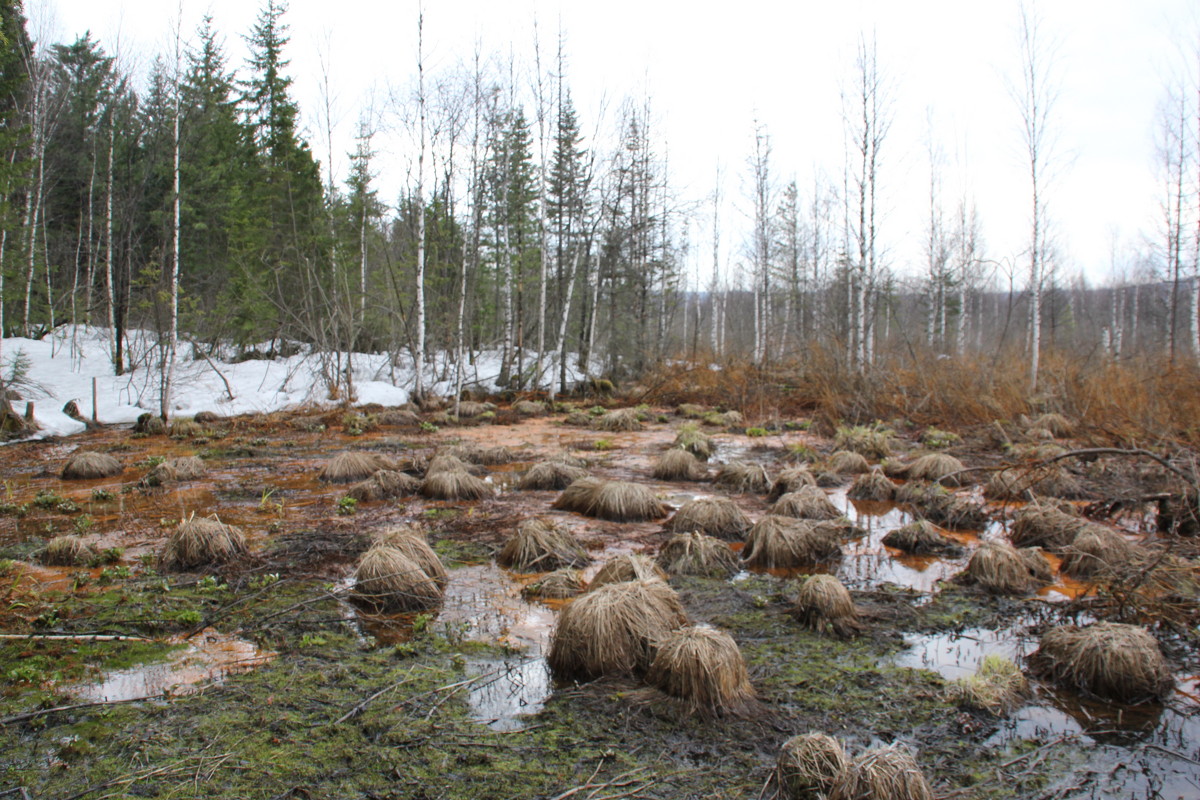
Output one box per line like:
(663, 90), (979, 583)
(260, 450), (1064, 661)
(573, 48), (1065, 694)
(193, 410), (221, 424)
(42, 535), (97, 566)
(346, 470), (421, 502)
(677, 403), (708, 419)
(771, 486), (841, 520)
(452, 401), (493, 418)
(768, 467), (818, 501)
(828, 450), (872, 474)
(593, 408), (643, 432)
(147, 455), (207, 483)
(895, 481), (988, 529)
(673, 424), (715, 460)
(656, 532), (739, 577)
(882, 520), (963, 557)
(1060, 527), (1139, 580)
(498, 517), (591, 572)
(378, 409), (422, 427)
(791, 573), (860, 637)
(133, 414), (166, 435)
(513, 400), (546, 416)
(1009, 505), (1091, 552)
(319, 451), (397, 483)
(833, 425), (895, 459)
(653, 449), (707, 481)
(547, 579), (688, 680)
(1017, 547), (1054, 584)
(372, 526), (448, 589)
(520, 461), (589, 490)
(551, 477), (606, 513)
(426, 453), (486, 476)
(575, 480), (669, 522)
(351, 544), (443, 612)
(829, 744), (933, 800)
(950, 655), (1029, 714)
(589, 553), (667, 589)
(168, 420), (204, 438)
(564, 410), (593, 427)
(742, 517), (842, 569)
(1028, 623), (1173, 704)
(161, 516), (247, 571)
(521, 568), (584, 600)
(902, 452), (966, 486)
(646, 626), (756, 716)
(665, 496), (752, 540)
(777, 733), (848, 800)
(419, 469), (494, 501)
(848, 469), (896, 501)
(62, 451), (122, 480)
(1031, 412), (1074, 437)
(962, 541), (1046, 594)
(982, 469), (1035, 501)
(989, 463), (1086, 501)
(714, 461), (772, 493)
(445, 444), (517, 466)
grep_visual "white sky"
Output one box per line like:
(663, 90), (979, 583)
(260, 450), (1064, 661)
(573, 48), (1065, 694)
(30, 0), (1200, 287)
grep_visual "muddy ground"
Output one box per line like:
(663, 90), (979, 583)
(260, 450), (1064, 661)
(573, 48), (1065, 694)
(0, 404), (1197, 799)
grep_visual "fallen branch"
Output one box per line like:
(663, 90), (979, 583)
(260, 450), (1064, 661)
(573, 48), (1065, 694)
(0, 633), (155, 642)
(330, 665), (424, 725)
(0, 696), (160, 726)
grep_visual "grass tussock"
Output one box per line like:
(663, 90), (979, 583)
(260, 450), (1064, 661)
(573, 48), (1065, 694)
(645, 625), (756, 717)
(351, 544), (443, 613)
(371, 526), (448, 589)
(714, 461), (772, 493)
(652, 449), (708, 481)
(742, 517), (842, 569)
(41, 535), (97, 566)
(1030, 412), (1074, 437)
(833, 425), (895, 459)
(1029, 623), (1173, 704)
(346, 470), (420, 501)
(452, 401), (494, 418)
(768, 467), (818, 501)
(589, 553), (667, 590)
(655, 532), (739, 577)
(62, 451), (122, 480)
(1009, 505), (1091, 552)
(665, 496), (751, 540)
(951, 655), (1029, 714)
(424, 453), (484, 476)
(829, 744), (933, 800)
(419, 469), (494, 501)
(521, 568), (584, 600)
(901, 453), (966, 486)
(882, 520), (963, 557)
(593, 408), (643, 432)
(791, 573), (860, 637)
(962, 541), (1046, 595)
(550, 477), (606, 513)
(848, 469), (896, 501)
(777, 733), (848, 800)
(319, 451), (397, 483)
(895, 481), (988, 529)
(547, 579), (688, 680)
(161, 516), (247, 571)
(513, 400), (547, 416)
(1060, 527), (1140, 580)
(377, 409), (422, 427)
(828, 450), (872, 474)
(553, 479), (667, 522)
(446, 443), (518, 466)
(520, 461), (589, 490)
(673, 424), (715, 460)
(677, 403), (708, 419)
(770, 486), (841, 520)
(145, 456), (207, 484)
(498, 517), (591, 572)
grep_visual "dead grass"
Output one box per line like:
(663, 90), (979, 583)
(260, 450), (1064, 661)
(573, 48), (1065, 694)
(882, 520), (963, 556)
(41, 535), (97, 566)
(791, 573), (860, 637)
(452, 401), (494, 418)
(777, 733), (848, 800)
(513, 400), (547, 416)
(593, 408), (643, 432)
(833, 426), (895, 459)
(498, 517), (591, 571)
(895, 481), (988, 529)
(962, 541), (1043, 595)
(521, 568), (584, 600)
(146, 456), (207, 484)
(655, 532), (739, 577)
(848, 469), (896, 501)
(1029, 622), (1173, 704)
(714, 461), (772, 493)
(520, 461), (589, 490)
(652, 449), (707, 481)
(950, 655), (1029, 714)
(419, 469), (495, 500)
(828, 450), (872, 474)
(551, 477), (607, 513)
(645, 625), (756, 716)
(768, 467), (818, 501)
(378, 409), (422, 427)
(673, 424), (715, 460)
(1009, 505), (1091, 552)
(589, 553), (667, 589)
(372, 526), (448, 589)
(547, 579), (688, 680)
(770, 486), (841, 520)
(742, 517), (842, 569)
(346, 470), (421, 501)
(352, 544), (443, 613)
(829, 744), (933, 800)
(1031, 412), (1074, 436)
(319, 451), (397, 483)
(62, 451), (122, 479)
(446, 443), (517, 466)
(901, 453), (966, 486)
(161, 516), (247, 571)
(1060, 527), (1140, 580)
(558, 479), (668, 522)
(664, 496), (751, 541)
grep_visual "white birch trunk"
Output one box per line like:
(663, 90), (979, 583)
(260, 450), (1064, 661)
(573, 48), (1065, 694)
(413, 7), (427, 400)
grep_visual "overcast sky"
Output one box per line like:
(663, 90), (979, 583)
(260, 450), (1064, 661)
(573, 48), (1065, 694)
(31, 0), (1200, 288)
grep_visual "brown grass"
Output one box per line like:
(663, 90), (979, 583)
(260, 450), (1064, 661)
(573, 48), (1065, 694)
(770, 486), (841, 520)
(652, 449), (707, 481)
(520, 461), (589, 490)
(645, 625), (756, 716)
(348, 470), (420, 502)
(895, 481), (989, 529)
(673, 424), (715, 460)
(589, 553), (667, 589)
(419, 469), (495, 500)
(882, 520), (963, 556)
(62, 451), (122, 480)
(655, 532), (739, 577)
(498, 518), (591, 572)
(42, 535), (97, 566)
(446, 443), (517, 466)
(1031, 412), (1074, 436)
(560, 479), (668, 522)
(551, 477), (606, 513)
(372, 526), (448, 589)
(829, 744), (933, 800)
(777, 733), (848, 800)
(352, 545), (443, 613)
(848, 469), (896, 501)
(742, 517), (843, 569)
(791, 574), (860, 637)
(950, 655), (1029, 715)
(1009, 505), (1091, 552)
(161, 516), (247, 571)
(768, 467), (818, 501)
(833, 426), (895, 459)
(593, 408), (643, 432)
(378, 409), (422, 427)
(962, 541), (1042, 594)
(1060, 527), (1140, 580)
(714, 462), (772, 493)
(1017, 547), (1055, 584)
(521, 568), (584, 600)
(147, 456), (207, 484)
(319, 451), (397, 483)
(828, 450), (872, 474)
(901, 453), (966, 486)
(427, 453), (486, 475)
(665, 496), (751, 541)
(547, 579), (688, 680)
(453, 401), (494, 418)
(513, 400), (547, 416)
(1029, 622), (1173, 704)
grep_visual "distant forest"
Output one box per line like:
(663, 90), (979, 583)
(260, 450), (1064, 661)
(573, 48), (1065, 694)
(0, 0), (1196, 403)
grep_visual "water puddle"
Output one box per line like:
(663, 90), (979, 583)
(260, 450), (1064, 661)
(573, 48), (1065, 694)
(71, 629), (275, 702)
